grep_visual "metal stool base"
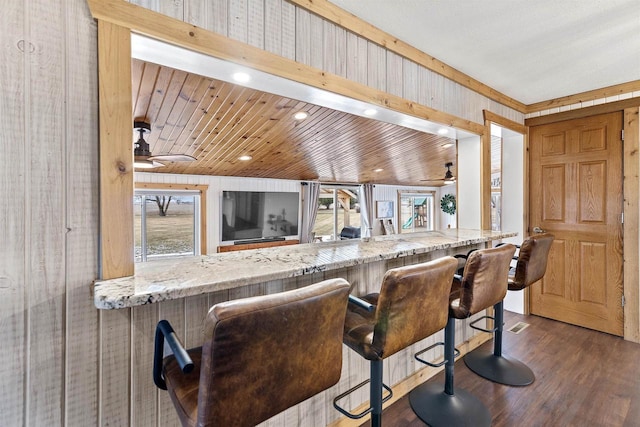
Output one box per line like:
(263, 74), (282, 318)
(464, 349), (534, 386)
(409, 382), (491, 427)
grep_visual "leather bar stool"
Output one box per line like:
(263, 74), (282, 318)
(464, 233), (554, 386)
(334, 256), (459, 427)
(409, 244), (516, 427)
(152, 278), (350, 427)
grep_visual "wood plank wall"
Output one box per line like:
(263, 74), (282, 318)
(1, 0), (635, 426)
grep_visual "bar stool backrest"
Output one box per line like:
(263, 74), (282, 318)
(372, 256), (459, 358)
(510, 234), (555, 290)
(197, 278), (350, 427)
(452, 244), (516, 318)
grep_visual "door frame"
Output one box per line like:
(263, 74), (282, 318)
(525, 99), (640, 343)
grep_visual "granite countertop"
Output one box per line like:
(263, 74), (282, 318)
(94, 229), (517, 309)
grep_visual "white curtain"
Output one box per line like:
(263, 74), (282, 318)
(300, 182), (321, 243)
(359, 183), (374, 238)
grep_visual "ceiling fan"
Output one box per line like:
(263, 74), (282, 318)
(421, 162), (456, 185)
(133, 120), (196, 169)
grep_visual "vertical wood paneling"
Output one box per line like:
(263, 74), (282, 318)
(385, 51), (403, 98)
(322, 19), (337, 74)
(129, 0), (184, 20)
(228, 0), (248, 42)
(29, 0), (66, 423)
(402, 58), (419, 104)
(346, 32), (368, 85)
(64, 0), (100, 425)
(184, 0), (208, 28)
(131, 304), (159, 427)
(264, 0), (282, 55)
(0, 0), (26, 425)
(295, 7), (311, 66)
(280, 0), (296, 60)
(247, 0), (264, 48)
(208, 0), (229, 35)
(184, 294), (210, 348)
(100, 309), (132, 425)
(367, 41), (386, 92)
(309, 12), (324, 69)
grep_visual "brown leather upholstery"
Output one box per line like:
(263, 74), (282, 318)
(343, 256), (459, 361)
(162, 278), (350, 427)
(450, 244), (516, 319)
(508, 234), (554, 291)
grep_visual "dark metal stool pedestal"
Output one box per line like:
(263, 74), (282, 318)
(410, 318), (491, 427)
(463, 301), (534, 386)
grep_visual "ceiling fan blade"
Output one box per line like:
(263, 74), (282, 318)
(148, 154), (196, 162)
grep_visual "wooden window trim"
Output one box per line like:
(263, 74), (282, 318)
(135, 183), (208, 256)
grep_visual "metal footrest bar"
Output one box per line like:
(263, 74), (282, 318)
(333, 379), (393, 420)
(469, 315), (501, 333)
(414, 341), (460, 367)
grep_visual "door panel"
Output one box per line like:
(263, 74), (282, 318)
(530, 112), (623, 336)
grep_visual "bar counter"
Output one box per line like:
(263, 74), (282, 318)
(94, 229), (516, 309)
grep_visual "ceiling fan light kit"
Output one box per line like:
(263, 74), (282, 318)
(133, 120), (196, 169)
(420, 162), (456, 184)
(443, 162), (456, 184)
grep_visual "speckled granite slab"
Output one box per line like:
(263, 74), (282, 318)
(94, 229), (517, 309)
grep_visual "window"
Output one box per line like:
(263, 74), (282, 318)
(134, 185), (207, 262)
(398, 191), (435, 233)
(312, 185), (361, 241)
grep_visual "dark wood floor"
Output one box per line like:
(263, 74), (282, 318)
(360, 311), (640, 427)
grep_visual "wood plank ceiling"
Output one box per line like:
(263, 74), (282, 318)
(132, 59), (457, 186)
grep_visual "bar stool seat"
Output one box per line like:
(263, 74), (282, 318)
(153, 278), (350, 427)
(410, 244), (516, 427)
(334, 256), (459, 427)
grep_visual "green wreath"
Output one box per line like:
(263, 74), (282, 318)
(440, 194), (456, 215)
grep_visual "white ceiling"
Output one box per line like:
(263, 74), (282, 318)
(329, 0), (640, 105)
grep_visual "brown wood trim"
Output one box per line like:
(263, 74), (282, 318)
(135, 183), (209, 255)
(135, 183), (208, 191)
(483, 110), (527, 134)
(86, 0), (484, 136)
(217, 239), (299, 252)
(98, 21), (134, 279)
(525, 97), (640, 127)
(287, 0), (527, 114)
(624, 107), (640, 343)
(527, 80), (640, 113)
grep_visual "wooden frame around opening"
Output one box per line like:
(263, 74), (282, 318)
(483, 110), (530, 313)
(89, 0), (483, 279)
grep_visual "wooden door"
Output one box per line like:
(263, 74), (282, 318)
(529, 112), (623, 336)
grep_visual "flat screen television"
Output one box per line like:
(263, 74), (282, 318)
(221, 191), (300, 243)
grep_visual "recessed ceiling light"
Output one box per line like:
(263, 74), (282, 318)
(374, 168), (384, 172)
(232, 72), (251, 83)
(364, 108), (377, 116)
(293, 111), (308, 120)
(441, 142), (454, 148)
(238, 155), (252, 161)
(438, 128), (449, 135)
